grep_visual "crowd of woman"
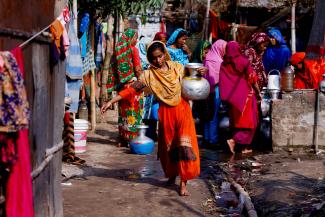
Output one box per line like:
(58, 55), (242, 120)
(100, 26), (317, 196)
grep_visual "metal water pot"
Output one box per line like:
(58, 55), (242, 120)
(130, 125), (155, 155)
(181, 63), (210, 100)
(281, 66), (294, 92)
(78, 102), (88, 121)
(267, 69), (281, 90)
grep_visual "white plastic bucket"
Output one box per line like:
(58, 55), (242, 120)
(74, 119), (88, 153)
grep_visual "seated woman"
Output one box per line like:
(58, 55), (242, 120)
(166, 28), (192, 66)
(101, 41), (203, 196)
(290, 52), (314, 89)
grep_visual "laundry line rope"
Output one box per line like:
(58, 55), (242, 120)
(18, 23), (53, 48)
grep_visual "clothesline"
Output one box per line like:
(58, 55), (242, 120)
(18, 23), (53, 48)
(18, 11), (66, 48)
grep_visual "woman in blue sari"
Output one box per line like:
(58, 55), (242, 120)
(166, 28), (192, 65)
(263, 28), (291, 73)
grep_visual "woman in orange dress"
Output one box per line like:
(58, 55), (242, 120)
(101, 41), (202, 196)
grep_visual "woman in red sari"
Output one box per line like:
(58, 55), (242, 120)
(101, 41), (202, 196)
(290, 52), (314, 89)
(219, 41), (261, 154)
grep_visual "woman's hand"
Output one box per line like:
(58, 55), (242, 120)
(101, 101), (113, 114)
(182, 44), (192, 56)
(197, 67), (208, 76)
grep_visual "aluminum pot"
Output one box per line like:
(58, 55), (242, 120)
(261, 98), (271, 117)
(268, 89), (281, 100)
(181, 63), (210, 100)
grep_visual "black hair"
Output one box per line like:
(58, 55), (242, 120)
(175, 30), (189, 42)
(147, 42), (165, 62)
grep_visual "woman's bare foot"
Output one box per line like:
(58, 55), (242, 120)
(227, 139), (235, 154)
(242, 148), (252, 154)
(166, 176), (176, 186)
(179, 180), (190, 196)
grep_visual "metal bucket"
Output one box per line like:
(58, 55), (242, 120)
(268, 69), (281, 90)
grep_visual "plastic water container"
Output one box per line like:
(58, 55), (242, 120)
(74, 119), (88, 153)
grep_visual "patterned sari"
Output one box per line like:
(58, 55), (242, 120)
(106, 29), (144, 142)
(243, 32), (270, 90)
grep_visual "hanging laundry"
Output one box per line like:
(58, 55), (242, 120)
(0, 49), (35, 217)
(50, 20), (64, 54)
(6, 129), (35, 217)
(79, 13), (90, 35)
(0, 133), (17, 173)
(66, 17), (83, 79)
(189, 11), (199, 33)
(0, 52), (30, 132)
(80, 32), (88, 58)
(95, 22), (103, 68)
(82, 49), (96, 75)
(209, 10), (219, 40)
(65, 78), (82, 113)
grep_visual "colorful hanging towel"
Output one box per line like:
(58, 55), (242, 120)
(82, 49), (96, 75)
(66, 17), (83, 79)
(50, 20), (64, 54)
(0, 52), (30, 131)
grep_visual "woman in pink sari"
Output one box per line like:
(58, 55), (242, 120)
(219, 41), (261, 154)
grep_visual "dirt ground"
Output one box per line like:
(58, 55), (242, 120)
(62, 110), (224, 217)
(62, 109), (325, 217)
(218, 153), (325, 217)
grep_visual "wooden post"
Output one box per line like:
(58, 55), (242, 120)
(204, 0), (211, 41)
(291, 0), (297, 54)
(90, 68), (96, 131)
(73, 0), (78, 33)
(90, 22), (96, 131)
(100, 16), (114, 106)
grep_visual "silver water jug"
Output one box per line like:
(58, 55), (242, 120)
(181, 63), (210, 100)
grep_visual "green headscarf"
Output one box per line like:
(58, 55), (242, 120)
(193, 40), (211, 63)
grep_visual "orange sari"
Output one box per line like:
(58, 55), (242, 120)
(119, 50), (200, 180)
(158, 99), (200, 180)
